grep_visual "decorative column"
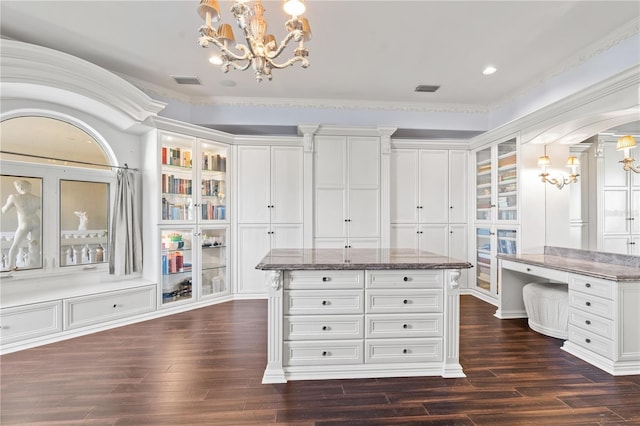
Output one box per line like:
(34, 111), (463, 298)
(298, 124), (319, 249)
(262, 270), (287, 383)
(378, 127), (396, 248)
(442, 269), (466, 377)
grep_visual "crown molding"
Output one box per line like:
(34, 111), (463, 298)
(0, 39), (166, 130)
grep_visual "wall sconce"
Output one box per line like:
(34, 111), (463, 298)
(616, 135), (639, 173)
(538, 151), (580, 190)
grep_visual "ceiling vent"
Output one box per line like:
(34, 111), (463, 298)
(172, 75), (201, 85)
(415, 85), (440, 93)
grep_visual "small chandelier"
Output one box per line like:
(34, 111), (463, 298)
(538, 150), (580, 190)
(197, 0), (311, 82)
(616, 135), (640, 173)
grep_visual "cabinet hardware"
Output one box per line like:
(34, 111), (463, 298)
(322, 351), (328, 356)
(585, 320), (591, 325)
(450, 206), (453, 209)
(585, 283), (591, 288)
(489, 232), (495, 235)
(490, 204), (496, 208)
(585, 338), (591, 344)
(113, 304), (117, 308)
(403, 277), (409, 282)
(322, 277), (329, 282)
(526, 268), (531, 272)
(630, 242), (636, 245)
(322, 326), (328, 331)
(322, 300), (328, 305)
(585, 301), (591, 307)
(403, 349), (408, 354)
(417, 206), (423, 209)
(403, 299), (408, 304)
(403, 324), (408, 329)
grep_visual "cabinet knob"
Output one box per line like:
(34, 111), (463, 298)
(403, 299), (408, 304)
(585, 283), (591, 288)
(113, 304), (117, 308)
(403, 349), (408, 354)
(322, 326), (328, 331)
(403, 324), (408, 329)
(585, 338), (591, 344)
(630, 242), (637, 245)
(322, 277), (329, 282)
(403, 276), (409, 282)
(322, 300), (328, 305)
(526, 268), (531, 272)
(490, 204), (496, 208)
(450, 206), (453, 209)
(585, 301), (591, 307)
(585, 320), (591, 325)
(322, 351), (328, 356)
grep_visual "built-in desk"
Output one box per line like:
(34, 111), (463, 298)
(497, 248), (640, 376)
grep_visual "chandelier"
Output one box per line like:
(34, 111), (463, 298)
(616, 135), (640, 173)
(197, 0), (311, 82)
(538, 151), (580, 190)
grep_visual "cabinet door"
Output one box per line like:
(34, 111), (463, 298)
(390, 150), (419, 223)
(448, 150), (468, 223)
(271, 146), (303, 224)
(237, 146), (270, 223)
(160, 132), (195, 222)
(475, 227), (492, 293)
(390, 224), (419, 249)
(160, 228), (194, 306)
(271, 223), (303, 249)
(449, 224), (468, 288)
(419, 150), (448, 223)
(200, 227), (228, 297)
(476, 147), (493, 221)
(419, 224), (448, 256)
(348, 137), (380, 238)
(315, 188), (347, 238)
(315, 136), (347, 238)
(237, 224), (271, 295)
(348, 188), (379, 238)
(199, 139), (228, 222)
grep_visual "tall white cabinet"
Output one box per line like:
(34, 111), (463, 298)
(314, 135), (381, 248)
(236, 145), (304, 297)
(390, 149), (468, 287)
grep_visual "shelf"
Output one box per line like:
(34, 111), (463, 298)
(202, 264), (226, 271)
(163, 267), (193, 276)
(202, 244), (226, 249)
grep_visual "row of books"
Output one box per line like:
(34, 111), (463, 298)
(203, 153), (226, 172)
(201, 203), (226, 220)
(162, 198), (191, 221)
(202, 179), (222, 197)
(162, 174), (192, 195)
(162, 147), (191, 167)
(498, 238), (517, 254)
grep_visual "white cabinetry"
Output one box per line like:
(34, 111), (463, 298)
(390, 149), (468, 286)
(237, 145), (303, 296)
(599, 141), (640, 255)
(314, 136), (380, 248)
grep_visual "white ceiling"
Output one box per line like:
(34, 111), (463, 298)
(0, 1), (639, 137)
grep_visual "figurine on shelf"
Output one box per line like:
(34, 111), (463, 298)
(74, 211), (88, 231)
(1, 179), (41, 271)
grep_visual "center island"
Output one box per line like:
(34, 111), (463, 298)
(256, 248), (473, 383)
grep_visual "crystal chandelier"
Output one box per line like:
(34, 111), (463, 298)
(197, 0), (311, 82)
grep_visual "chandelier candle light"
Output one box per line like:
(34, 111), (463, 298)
(538, 149), (580, 190)
(616, 135), (640, 174)
(197, 0), (311, 82)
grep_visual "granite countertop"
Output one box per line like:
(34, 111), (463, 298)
(256, 248), (474, 271)
(497, 253), (640, 282)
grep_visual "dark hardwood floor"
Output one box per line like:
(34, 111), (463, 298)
(2, 295), (639, 425)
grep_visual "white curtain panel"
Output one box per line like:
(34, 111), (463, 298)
(109, 169), (142, 275)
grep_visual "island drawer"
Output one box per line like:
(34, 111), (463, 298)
(569, 275), (614, 300)
(569, 291), (614, 320)
(366, 270), (443, 289)
(366, 289), (443, 314)
(365, 338), (442, 363)
(568, 325), (613, 359)
(284, 315), (364, 340)
(569, 308), (613, 339)
(366, 313), (443, 338)
(286, 271), (365, 290)
(285, 290), (364, 315)
(284, 340), (364, 365)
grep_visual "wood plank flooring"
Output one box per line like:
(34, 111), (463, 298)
(2, 295), (639, 425)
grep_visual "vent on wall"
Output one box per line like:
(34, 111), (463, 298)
(172, 75), (201, 85)
(415, 85), (440, 93)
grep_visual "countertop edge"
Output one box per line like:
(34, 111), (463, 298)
(256, 262), (474, 271)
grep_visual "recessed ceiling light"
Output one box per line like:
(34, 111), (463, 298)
(482, 66), (497, 75)
(209, 55), (223, 66)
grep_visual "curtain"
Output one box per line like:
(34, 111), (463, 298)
(109, 169), (142, 275)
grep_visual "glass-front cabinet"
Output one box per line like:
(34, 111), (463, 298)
(496, 140), (518, 221)
(474, 226), (519, 297)
(200, 227), (227, 297)
(161, 228), (194, 304)
(476, 147), (492, 221)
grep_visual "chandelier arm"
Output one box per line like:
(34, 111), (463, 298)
(266, 30), (303, 59)
(265, 55), (309, 70)
(201, 36), (253, 63)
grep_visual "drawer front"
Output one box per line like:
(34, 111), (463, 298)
(569, 292), (614, 320)
(65, 285), (156, 329)
(365, 338), (443, 363)
(502, 260), (569, 282)
(568, 325), (614, 359)
(284, 340), (364, 366)
(285, 290), (364, 315)
(569, 308), (614, 339)
(366, 289), (443, 314)
(286, 271), (364, 290)
(284, 315), (364, 340)
(366, 270), (442, 289)
(366, 314), (443, 338)
(569, 276), (614, 300)
(0, 301), (63, 344)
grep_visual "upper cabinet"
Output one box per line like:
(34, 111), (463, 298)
(158, 131), (228, 224)
(314, 135), (380, 248)
(475, 138), (518, 223)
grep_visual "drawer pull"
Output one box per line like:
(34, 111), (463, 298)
(585, 338), (591, 344)
(585, 320), (591, 325)
(526, 267), (531, 272)
(403, 349), (408, 354)
(322, 351), (328, 356)
(403, 277), (409, 282)
(585, 283), (591, 288)
(403, 299), (408, 304)
(322, 277), (329, 282)
(322, 326), (328, 331)
(322, 300), (328, 306)
(403, 324), (408, 329)
(585, 301), (591, 307)
(113, 304), (117, 308)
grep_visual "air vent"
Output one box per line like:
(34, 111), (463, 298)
(172, 75), (201, 85)
(415, 85), (440, 93)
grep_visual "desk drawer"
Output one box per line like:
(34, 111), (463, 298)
(365, 338), (442, 363)
(284, 340), (364, 365)
(569, 308), (613, 339)
(285, 290), (364, 315)
(569, 276), (614, 300)
(569, 292), (614, 320)
(501, 260), (569, 282)
(286, 271), (364, 290)
(284, 315), (364, 340)
(65, 285), (156, 329)
(0, 301), (62, 344)
(366, 270), (442, 289)
(366, 314), (443, 338)
(568, 325), (613, 359)
(366, 289), (442, 314)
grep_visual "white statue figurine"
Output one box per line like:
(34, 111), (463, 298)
(1, 179), (41, 270)
(75, 211), (88, 231)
